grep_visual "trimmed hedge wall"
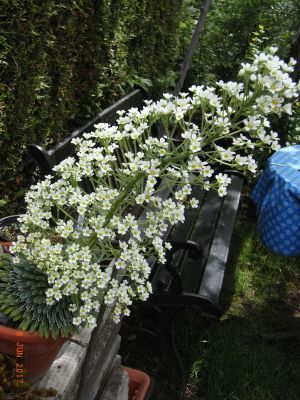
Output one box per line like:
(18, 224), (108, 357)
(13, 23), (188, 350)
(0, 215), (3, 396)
(0, 0), (183, 212)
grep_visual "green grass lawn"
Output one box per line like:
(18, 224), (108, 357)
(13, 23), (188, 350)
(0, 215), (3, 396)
(121, 196), (300, 400)
(182, 197), (300, 400)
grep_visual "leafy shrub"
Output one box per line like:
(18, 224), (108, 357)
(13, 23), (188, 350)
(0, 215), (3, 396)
(286, 102), (300, 145)
(178, 0), (300, 87)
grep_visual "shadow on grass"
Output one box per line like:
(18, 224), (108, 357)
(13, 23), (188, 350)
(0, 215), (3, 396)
(180, 200), (300, 400)
(182, 315), (300, 400)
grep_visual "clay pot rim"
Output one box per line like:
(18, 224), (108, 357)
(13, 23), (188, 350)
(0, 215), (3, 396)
(125, 366), (151, 400)
(0, 241), (12, 246)
(0, 324), (66, 344)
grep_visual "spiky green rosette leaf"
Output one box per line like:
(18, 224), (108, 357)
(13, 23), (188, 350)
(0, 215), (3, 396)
(0, 254), (78, 339)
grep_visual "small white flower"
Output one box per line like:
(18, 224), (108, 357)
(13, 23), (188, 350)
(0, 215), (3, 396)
(73, 316), (82, 326)
(202, 166), (214, 177)
(115, 259), (126, 270)
(190, 198), (199, 208)
(218, 186), (227, 197)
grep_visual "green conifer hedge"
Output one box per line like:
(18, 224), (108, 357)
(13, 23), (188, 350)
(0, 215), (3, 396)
(0, 0), (183, 212)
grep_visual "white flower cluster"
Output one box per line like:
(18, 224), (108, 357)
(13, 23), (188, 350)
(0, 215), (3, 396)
(11, 48), (299, 330)
(240, 47), (299, 116)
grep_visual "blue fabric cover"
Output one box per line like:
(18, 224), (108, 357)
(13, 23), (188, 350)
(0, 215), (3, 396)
(251, 145), (300, 256)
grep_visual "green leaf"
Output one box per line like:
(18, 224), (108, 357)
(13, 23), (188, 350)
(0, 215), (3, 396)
(28, 320), (40, 333)
(18, 319), (32, 331)
(9, 307), (22, 319)
(1, 305), (16, 315)
(50, 326), (59, 340)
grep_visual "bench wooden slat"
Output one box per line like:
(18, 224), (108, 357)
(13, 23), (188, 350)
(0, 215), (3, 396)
(150, 185), (204, 291)
(179, 188), (223, 293)
(170, 185), (205, 244)
(198, 174), (244, 305)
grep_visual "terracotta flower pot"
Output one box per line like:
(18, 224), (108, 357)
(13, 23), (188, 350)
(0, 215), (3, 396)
(125, 367), (151, 400)
(0, 241), (12, 253)
(0, 325), (66, 382)
(0, 241), (66, 382)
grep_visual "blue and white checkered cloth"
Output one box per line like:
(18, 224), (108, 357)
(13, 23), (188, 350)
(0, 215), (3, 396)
(251, 145), (300, 256)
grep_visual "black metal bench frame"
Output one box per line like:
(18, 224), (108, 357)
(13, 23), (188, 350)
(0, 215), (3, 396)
(0, 88), (245, 396)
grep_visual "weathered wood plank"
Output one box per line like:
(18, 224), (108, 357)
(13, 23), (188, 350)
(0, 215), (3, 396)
(198, 174), (244, 305)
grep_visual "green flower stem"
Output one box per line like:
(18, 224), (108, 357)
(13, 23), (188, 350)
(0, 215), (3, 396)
(209, 156), (238, 167)
(55, 203), (76, 222)
(88, 172), (145, 248)
(118, 141), (127, 163)
(162, 151), (190, 169)
(231, 85), (264, 123)
(162, 116), (170, 135)
(104, 172), (145, 226)
(203, 127), (244, 147)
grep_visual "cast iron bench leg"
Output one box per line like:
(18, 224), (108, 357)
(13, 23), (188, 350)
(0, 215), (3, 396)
(160, 307), (186, 398)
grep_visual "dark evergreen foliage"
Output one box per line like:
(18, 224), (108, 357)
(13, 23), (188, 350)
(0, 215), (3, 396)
(0, 0), (183, 215)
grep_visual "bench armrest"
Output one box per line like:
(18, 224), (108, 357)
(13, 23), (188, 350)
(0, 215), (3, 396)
(161, 240), (202, 294)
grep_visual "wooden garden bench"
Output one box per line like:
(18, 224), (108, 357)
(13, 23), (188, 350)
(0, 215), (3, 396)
(120, 169), (244, 387)
(0, 88), (245, 388)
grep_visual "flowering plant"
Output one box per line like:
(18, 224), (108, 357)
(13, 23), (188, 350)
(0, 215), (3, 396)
(0, 47), (299, 338)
